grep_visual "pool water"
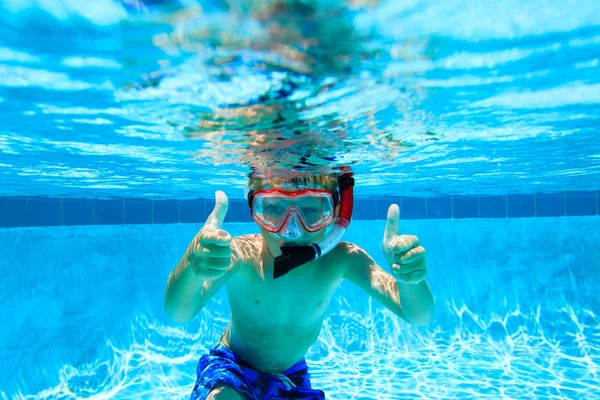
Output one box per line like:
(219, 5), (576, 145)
(1, 0), (599, 399)
(1, 218), (598, 399)
(0, 0), (599, 197)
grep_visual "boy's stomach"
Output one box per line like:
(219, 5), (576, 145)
(220, 316), (323, 374)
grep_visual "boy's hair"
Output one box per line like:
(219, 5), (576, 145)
(247, 174), (339, 192)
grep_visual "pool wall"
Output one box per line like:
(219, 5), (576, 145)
(1, 217), (598, 396)
(0, 191), (598, 228)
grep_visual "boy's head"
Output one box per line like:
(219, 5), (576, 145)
(246, 173), (341, 244)
(246, 174), (339, 193)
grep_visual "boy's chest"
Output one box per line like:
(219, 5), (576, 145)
(226, 258), (344, 327)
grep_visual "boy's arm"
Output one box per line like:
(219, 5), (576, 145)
(342, 242), (434, 326)
(164, 236), (245, 323)
(164, 191), (244, 323)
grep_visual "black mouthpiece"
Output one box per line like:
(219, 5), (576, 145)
(273, 244), (318, 279)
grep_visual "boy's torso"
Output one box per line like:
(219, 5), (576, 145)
(221, 234), (348, 374)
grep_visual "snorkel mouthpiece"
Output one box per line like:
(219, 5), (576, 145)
(274, 244), (321, 279)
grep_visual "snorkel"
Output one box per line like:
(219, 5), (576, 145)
(272, 171), (354, 279)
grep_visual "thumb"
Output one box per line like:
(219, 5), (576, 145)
(384, 204), (399, 242)
(205, 190), (228, 229)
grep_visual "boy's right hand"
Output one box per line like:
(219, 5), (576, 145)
(187, 190), (232, 280)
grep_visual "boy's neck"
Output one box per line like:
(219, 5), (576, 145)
(264, 240), (278, 258)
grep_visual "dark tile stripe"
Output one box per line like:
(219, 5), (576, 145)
(479, 195), (506, 218)
(0, 197), (27, 227)
(63, 198), (94, 226)
(453, 196), (479, 219)
(229, 199), (253, 223)
(180, 199), (206, 223)
(507, 195), (534, 218)
(401, 197), (427, 220)
(1, 192), (598, 227)
(353, 198), (377, 220)
(95, 199), (124, 225)
(124, 199), (152, 224)
(375, 197), (401, 220)
(153, 200), (179, 224)
(566, 192), (597, 216)
(28, 197), (61, 226)
(426, 196), (452, 219)
(536, 193), (565, 217)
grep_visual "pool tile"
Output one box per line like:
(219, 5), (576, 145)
(536, 193), (565, 217)
(426, 196), (452, 219)
(353, 198), (377, 220)
(63, 198), (93, 226)
(153, 200), (179, 224)
(566, 191), (597, 216)
(480, 195), (506, 218)
(95, 199), (124, 225)
(230, 199), (253, 223)
(0, 191), (593, 228)
(28, 197), (61, 226)
(507, 194), (535, 218)
(401, 197), (427, 220)
(376, 197), (402, 220)
(453, 196), (479, 219)
(180, 199), (206, 223)
(124, 199), (152, 224)
(0, 197), (27, 227)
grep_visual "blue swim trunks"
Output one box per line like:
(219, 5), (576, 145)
(190, 343), (325, 400)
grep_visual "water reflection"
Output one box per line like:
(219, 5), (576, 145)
(2, 0), (598, 197)
(125, 0), (422, 178)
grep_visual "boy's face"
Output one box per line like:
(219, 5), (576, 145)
(261, 223), (328, 246)
(251, 182), (338, 246)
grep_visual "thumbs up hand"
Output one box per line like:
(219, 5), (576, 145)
(382, 204), (427, 284)
(186, 191), (233, 280)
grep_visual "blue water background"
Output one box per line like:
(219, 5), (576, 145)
(1, 218), (598, 398)
(1, 0), (600, 198)
(1, 0), (600, 398)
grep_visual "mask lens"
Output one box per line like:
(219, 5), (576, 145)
(252, 189), (335, 232)
(262, 198), (290, 225)
(295, 196), (331, 228)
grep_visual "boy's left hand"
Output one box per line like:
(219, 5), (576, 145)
(383, 204), (427, 284)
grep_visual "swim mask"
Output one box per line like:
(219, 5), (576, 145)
(248, 188), (336, 234)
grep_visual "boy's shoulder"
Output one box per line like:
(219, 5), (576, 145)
(335, 240), (367, 254)
(326, 241), (371, 265)
(231, 233), (263, 251)
(229, 234), (263, 270)
(234, 233), (262, 241)
(317, 241), (374, 279)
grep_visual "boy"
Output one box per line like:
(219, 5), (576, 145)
(164, 173), (434, 400)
